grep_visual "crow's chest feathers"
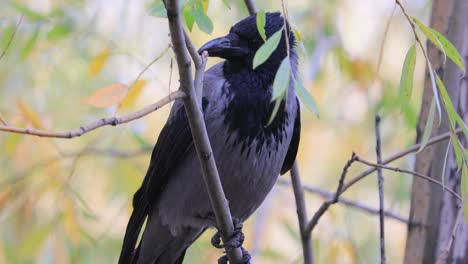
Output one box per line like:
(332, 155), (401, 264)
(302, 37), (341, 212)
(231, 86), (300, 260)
(222, 84), (290, 155)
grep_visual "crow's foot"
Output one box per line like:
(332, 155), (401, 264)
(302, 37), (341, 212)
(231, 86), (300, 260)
(212, 218), (251, 263)
(211, 218), (244, 249)
(217, 247), (251, 264)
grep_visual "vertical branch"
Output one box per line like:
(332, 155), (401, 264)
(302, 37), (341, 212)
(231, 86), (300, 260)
(164, 0), (243, 262)
(375, 116), (386, 264)
(290, 162), (314, 264)
(244, 0), (257, 15)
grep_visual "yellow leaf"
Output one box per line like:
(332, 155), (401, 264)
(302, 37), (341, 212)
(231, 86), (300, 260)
(82, 83), (129, 108)
(17, 99), (43, 128)
(119, 79), (147, 110)
(89, 48), (110, 76)
(63, 198), (80, 245)
(202, 0), (209, 12)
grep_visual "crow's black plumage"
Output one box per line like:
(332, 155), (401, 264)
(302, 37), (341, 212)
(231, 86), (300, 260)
(119, 12), (300, 264)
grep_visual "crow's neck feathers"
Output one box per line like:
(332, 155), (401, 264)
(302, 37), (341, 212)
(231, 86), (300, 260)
(221, 48), (297, 154)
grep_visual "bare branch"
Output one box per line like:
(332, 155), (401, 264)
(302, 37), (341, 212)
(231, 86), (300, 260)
(163, 0), (243, 262)
(375, 116), (386, 264)
(0, 112), (8, 126)
(0, 15), (23, 61)
(304, 153), (358, 234)
(244, 0), (257, 15)
(290, 162), (314, 264)
(341, 128), (462, 194)
(355, 156), (462, 201)
(374, 5), (396, 76)
(277, 179), (409, 223)
(184, 28), (207, 101)
(0, 91), (184, 138)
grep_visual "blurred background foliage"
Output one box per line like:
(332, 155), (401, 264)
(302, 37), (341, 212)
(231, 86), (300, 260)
(0, 0), (432, 263)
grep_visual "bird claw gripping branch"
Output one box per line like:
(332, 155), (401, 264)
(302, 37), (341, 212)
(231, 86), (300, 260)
(212, 218), (251, 263)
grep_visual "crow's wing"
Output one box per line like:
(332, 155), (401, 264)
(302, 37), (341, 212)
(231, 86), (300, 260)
(280, 98), (301, 175)
(118, 105), (193, 264)
(119, 64), (225, 264)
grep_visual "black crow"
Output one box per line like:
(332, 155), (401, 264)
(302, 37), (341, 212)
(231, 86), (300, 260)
(119, 12), (300, 264)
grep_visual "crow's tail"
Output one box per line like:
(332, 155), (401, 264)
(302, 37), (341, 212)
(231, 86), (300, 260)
(134, 217), (205, 264)
(119, 187), (148, 264)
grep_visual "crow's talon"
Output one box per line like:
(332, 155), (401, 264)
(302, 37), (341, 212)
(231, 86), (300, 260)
(240, 247), (252, 264)
(210, 217), (245, 250)
(217, 255), (228, 264)
(211, 231), (224, 249)
(216, 247), (251, 264)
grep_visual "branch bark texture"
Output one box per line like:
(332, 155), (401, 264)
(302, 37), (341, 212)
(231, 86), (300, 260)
(164, 0), (243, 262)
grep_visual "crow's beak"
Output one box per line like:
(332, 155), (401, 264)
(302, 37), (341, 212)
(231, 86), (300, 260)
(198, 34), (248, 59)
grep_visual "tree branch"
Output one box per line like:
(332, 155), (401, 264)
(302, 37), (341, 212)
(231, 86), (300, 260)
(340, 128), (462, 194)
(354, 157), (462, 201)
(375, 116), (386, 264)
(290, 162), (314, 264)
(304, 153), (358, 234)
(244, 0), (257, 15)
(163, 0), (243, 262)
(304, 151), (462, 235)
(277, 179), (409, 223)
(0, 90), (184, 138)
(184, 29), (207, 102)
(0, 15), (23, 61)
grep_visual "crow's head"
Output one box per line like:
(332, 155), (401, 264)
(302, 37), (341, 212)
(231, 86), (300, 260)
(198, 12), (295, 70)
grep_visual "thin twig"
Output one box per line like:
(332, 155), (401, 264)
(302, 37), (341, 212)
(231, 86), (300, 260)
(436, 205), (463, 264)
(375, 116), (386, 264)
(163, 0), (243, 262)
(184, 28), (206, 102)
(0, 15), (23, 61)
(340, 128), (462, 194)
(373, 5), (396, 84)
(290, 162), (314, 264)
(303, 150), (462, 235)
(304, 153), (358, 234)
(355, 157), (462, 201)
(277, 179), (409, 223)
(0, 90), (185, 138)
(0, 113), (8, 126)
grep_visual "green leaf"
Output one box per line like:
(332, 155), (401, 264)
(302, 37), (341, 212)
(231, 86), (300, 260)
(462, 164), (468, 222)
(428, 65), (442, 124)
(256, 10), (267, 41)
(455, 114), (468, 142)
(294, 79), (319, 116)
(149, 0), (167, 18)
(412, 17), (465, 73)
(399, 44), (417, 100)
(436, 73), (457, 127)
(267, 57), (291, 125)
(193, 7), (213, 34)
(9, 1), (47, 21)
(267, 96), (283, 126)
(183, 4), (195, 31)
(418, 98), (435, 152)
(47, 23), (71, 40)
(253, 30), (282, 69)
(451, 133), (464, 169)
(272, 57), (291, 100)
(21, 27), (40, 60)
